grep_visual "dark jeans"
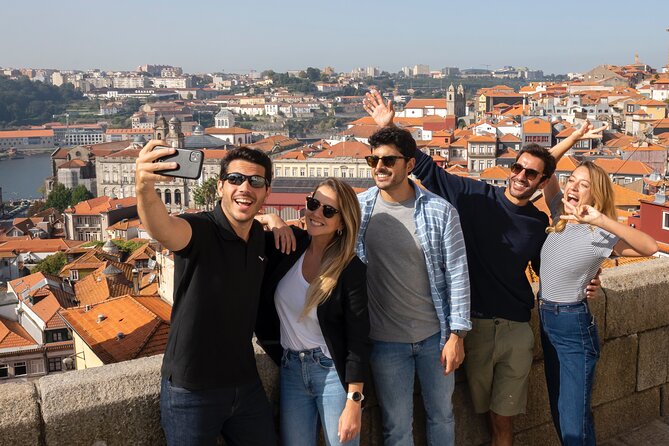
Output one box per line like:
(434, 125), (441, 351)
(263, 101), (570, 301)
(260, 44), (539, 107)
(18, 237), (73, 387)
(160, 378), (277, 446)
(540, 300), (600, 446)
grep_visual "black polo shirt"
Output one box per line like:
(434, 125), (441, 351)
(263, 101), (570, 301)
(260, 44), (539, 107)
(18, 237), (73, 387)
(161, 203), (267, 390)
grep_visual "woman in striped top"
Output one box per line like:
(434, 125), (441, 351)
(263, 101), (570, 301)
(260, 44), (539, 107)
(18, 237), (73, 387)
(539, 161), (657, 446)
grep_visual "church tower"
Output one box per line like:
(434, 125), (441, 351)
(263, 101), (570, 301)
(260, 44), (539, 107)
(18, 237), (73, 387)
(166, 116), (185, 148)
(154, 115), (168, 141)
(447, 84), (456, 116)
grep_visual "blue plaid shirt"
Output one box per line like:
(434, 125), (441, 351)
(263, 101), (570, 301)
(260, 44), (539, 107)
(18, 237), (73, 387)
(356, 181), (471, 348)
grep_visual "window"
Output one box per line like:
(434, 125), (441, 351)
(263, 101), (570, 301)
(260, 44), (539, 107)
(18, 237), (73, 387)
(299, 168), (305, 177)
(309, 168), (315, 176)
(165, 190), (172, 204)
(48, 357), (63, 372)
(175, 190), (182, 206)
(70, 270), (79, 281)
(14, 362), (27, 376)
(663, 212), (669, 230)
(0, 364), (7, 378)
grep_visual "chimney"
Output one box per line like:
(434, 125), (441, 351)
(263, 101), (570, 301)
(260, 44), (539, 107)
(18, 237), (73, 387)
(132, 268), (139, 294)
(97, 314), (106, 323)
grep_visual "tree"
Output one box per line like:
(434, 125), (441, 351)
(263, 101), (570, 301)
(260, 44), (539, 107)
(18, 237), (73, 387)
(32, 252), (67, 276)
(306, 67), (321, 82)
(70, 185), (94, 206)
(192, 177), (219, 210)
(45, 184), (72, 213)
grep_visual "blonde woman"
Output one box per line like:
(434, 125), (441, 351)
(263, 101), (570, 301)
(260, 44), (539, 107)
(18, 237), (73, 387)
(255, 178), (370, 446)
(539, 161), (657, 445)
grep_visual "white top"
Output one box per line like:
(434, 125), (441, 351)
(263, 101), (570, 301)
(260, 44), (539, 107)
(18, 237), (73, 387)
(539, 192), (618, 303)
(274, 252), (331, 358)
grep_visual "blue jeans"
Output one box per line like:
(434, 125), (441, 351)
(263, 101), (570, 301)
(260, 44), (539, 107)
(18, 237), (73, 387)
(370, 332), (455, 446)
(540, 300), (600, 446)
(160, 378), (277, 446)
(280, 347), (358, 446)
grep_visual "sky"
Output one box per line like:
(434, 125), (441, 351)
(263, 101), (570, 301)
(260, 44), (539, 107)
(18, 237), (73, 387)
(1, 0), (669, 75)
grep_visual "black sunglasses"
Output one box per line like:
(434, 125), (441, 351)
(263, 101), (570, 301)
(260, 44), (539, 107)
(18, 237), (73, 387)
(221, 172), (269, 188)
(509, 163), (544, 181)
(306, 196), (340, 218)
(365, 155), (409, 168)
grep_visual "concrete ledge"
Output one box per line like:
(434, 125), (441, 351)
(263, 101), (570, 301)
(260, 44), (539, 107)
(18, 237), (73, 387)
(37, 355), (164, 446)
(1, 258), (668, 445)
(0, 381), (41, 445)
(603, 260), (669, 338)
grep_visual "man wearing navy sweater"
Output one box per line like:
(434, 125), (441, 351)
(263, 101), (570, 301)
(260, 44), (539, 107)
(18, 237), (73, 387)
(363, 90), (604, 446)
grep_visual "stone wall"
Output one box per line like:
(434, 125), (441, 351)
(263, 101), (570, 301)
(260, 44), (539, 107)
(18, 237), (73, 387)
(1, 258), (668, 446)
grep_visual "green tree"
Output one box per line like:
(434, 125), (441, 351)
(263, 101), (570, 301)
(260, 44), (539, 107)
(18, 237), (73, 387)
(70, 185), (94, 206)
(306, 67), (321, 82)
(45, 184), (72, 213)
(32, 252), (67, 276)
(192, 177), (219, 210)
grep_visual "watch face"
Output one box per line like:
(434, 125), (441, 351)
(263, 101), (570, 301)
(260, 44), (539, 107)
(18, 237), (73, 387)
(352, 392), (362, 402)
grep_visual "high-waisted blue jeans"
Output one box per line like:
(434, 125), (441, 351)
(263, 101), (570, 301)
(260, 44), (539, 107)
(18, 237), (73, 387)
(540, 300), (600, 446)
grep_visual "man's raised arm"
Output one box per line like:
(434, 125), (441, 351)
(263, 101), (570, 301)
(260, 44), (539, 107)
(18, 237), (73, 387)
(549, 120), (608, 162)
(135, 140), (192, 252)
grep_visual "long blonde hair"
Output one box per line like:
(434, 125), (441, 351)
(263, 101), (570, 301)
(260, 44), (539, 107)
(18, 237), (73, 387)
(301, 178), (361, 317)
(547, 161), (617, 233)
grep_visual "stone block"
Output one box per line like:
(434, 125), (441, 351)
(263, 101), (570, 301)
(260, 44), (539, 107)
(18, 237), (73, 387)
(0, 381), (41, 446)
(637, 327), (669, 391)
(38, 355), (165, 446)
(593, 335), (638, 405)
(453, 382), (489, 446)
(594, 388), (660, 441)
(602, 259), (669, 339)
(612, 418), (669, 445)
(514, 422), (561, 446)
(516, 360), (552, 432)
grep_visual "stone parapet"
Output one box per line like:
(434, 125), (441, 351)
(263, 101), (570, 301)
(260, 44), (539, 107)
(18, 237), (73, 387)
(0, 258), (667, 445)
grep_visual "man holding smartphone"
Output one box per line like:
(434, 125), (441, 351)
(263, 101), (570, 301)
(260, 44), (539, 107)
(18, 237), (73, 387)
(135, 140), (277, 446)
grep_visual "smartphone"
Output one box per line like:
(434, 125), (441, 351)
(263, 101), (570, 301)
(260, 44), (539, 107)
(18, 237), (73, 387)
(154, 147), (204, 179)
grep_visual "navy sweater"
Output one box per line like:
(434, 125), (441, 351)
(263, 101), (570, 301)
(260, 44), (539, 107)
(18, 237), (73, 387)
(413, 150), (548, 322)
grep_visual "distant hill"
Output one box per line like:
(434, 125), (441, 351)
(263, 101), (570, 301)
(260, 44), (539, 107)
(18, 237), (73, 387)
(0, 75), (83, 128)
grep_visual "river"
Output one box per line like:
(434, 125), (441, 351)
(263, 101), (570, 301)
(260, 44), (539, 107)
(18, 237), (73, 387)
(0, 153), (53, 201)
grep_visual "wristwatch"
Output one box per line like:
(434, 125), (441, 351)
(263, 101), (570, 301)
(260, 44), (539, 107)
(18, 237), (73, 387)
(347, 391), (365, 402)
(452, 330), (468, 339)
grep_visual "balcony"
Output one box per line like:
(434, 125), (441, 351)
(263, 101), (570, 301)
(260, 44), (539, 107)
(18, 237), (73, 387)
(1, 259), (669, 445)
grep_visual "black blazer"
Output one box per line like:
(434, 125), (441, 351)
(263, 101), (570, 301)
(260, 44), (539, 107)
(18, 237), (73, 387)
(255, 227), (371, 388)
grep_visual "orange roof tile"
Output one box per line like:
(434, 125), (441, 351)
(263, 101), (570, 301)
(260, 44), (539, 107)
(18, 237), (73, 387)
(205, 126), (252, 135)
(59, 295), (171, 364)
(555, 156), (580, 172)
(405, 98), (448, 109)
(499, 133), (522, 143)
(66, 196), (137, 216)
(341, 125), (380, 139)
(612, 183), (654, 207)
(0, 129), (54, 138)
(522, 118), (551, 134)
(312, 140), (369, 159)
(593, 158), (654, 176)
(0, 238), (73, 254)
(0, 316), (38, 350)
(468, 134), (497, 143)
(480, 165), (511, 180)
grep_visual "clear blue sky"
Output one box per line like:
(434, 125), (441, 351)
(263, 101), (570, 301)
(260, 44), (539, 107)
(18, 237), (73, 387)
(1, 0), (668, 75)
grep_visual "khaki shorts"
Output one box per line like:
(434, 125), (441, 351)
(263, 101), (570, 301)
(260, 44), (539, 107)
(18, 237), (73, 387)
(464, 317), (534, 416)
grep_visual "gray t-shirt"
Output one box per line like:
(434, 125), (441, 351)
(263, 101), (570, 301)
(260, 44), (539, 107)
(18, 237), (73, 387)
(539, 192), (618, 303)
(364, 194), (440, 343)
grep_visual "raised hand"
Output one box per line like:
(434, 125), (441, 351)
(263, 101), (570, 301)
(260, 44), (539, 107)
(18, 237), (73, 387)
(560, 197), (604, 226)
(573, 120), (608, 140)
(362, 89), (395, 128)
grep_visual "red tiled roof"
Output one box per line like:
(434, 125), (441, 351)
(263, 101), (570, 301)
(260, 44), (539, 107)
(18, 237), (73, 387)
(480, 165), (511, 180)
(0, 238), (74, 254)
(205, 127), (252, 135)
(0, 129), (54, 138)
(522, 118), (551, 134)
(593, 158), (654, 175)
(66, 196), (137, 216)
(59, 295), (171, 364)
(0, 316), (38, 349)
(312, 140), (369, 159)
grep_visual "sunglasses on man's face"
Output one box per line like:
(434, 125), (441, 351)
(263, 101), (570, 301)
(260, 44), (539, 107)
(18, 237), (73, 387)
(221, 172), (269, 188)
(509, 163), (544, 181)
(365, 155), (409, 168)
(306, 196), (340, 219)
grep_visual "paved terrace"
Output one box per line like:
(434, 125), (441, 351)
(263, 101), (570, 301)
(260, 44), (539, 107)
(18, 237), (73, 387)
(1, 258), (669, 445)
